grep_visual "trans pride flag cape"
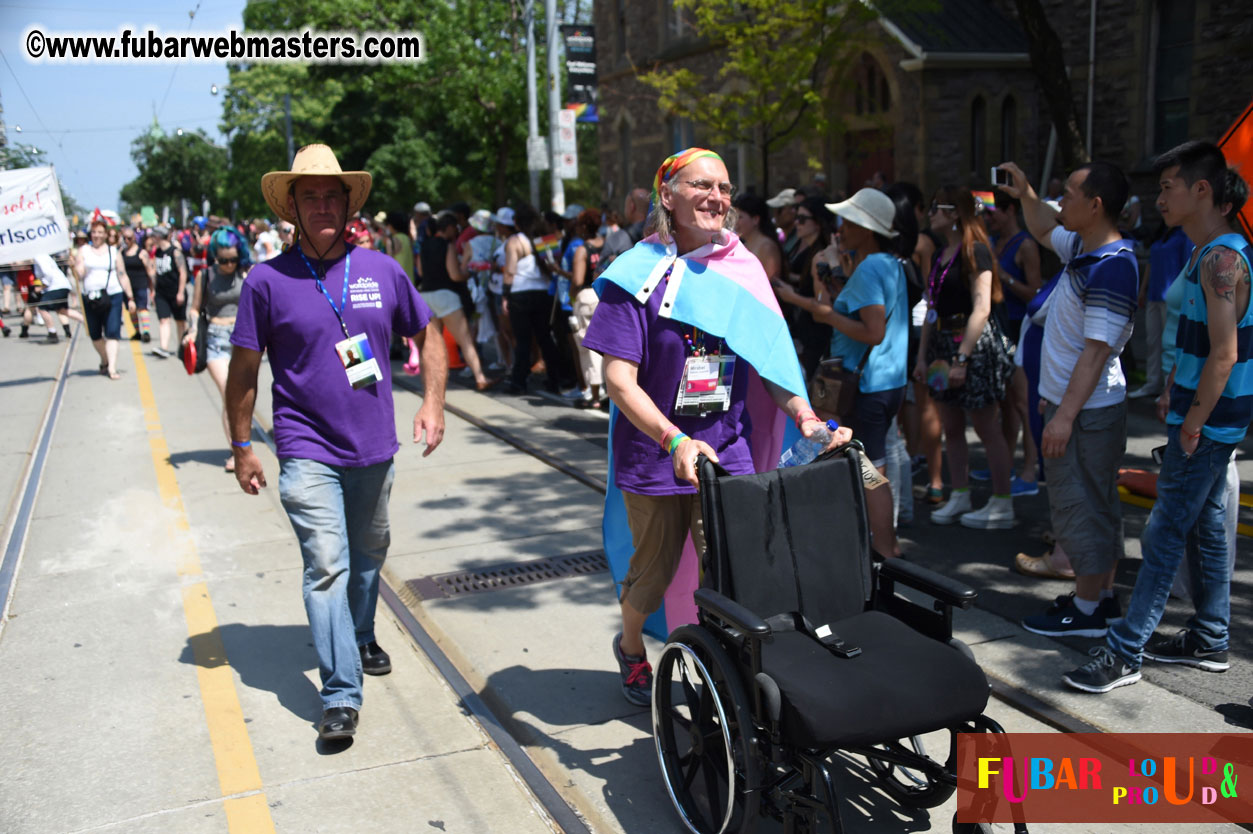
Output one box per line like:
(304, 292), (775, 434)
(595, 231), (808, 640)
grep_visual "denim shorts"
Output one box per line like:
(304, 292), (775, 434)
(206, 322), (234, 363)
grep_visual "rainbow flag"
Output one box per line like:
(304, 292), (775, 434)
(595, 232), (807, 639)
(532, 233), (562, 257)
(973, 191), (997, 212)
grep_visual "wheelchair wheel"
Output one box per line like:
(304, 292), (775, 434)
(951, 814), (993, 833)
(865, 732), (956, 809)
(652, 624), (761, 834)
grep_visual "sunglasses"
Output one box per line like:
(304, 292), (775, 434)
(929, 203), (956, 215)
(796, 214), (814, 223)
(216, 257), (239, 265)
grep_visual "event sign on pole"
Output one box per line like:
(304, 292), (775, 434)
(559, 25), (598, 123)
(0, 166), (69, 263)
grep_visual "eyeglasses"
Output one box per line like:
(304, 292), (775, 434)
(216, 257), (239, 265)
(796, 213), (814, 223)
(929, 203), (956, 215)
(679, 178), (736, 198)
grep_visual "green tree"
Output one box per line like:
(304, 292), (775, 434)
(640, 0), (907, 193)
(119, 128), (227, 216)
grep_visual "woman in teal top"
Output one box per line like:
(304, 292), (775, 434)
(774, 187), (910, 558)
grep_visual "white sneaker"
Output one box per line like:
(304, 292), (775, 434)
(961, 495), (1016, 529)
(930, 489), (972, 525)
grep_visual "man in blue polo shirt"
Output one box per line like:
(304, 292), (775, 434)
(1065, 141), (1251, 693)
(997, 160), (1139, 643)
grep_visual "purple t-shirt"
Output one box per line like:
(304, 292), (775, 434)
(231, 245), (432, 467)
(582, 281), (753, 495)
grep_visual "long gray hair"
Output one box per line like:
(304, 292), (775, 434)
(644, 178), (738, 244)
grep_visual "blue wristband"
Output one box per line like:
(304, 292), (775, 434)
(231, 440), (251, 449)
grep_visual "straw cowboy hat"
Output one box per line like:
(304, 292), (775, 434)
(261, 144), (372, 225)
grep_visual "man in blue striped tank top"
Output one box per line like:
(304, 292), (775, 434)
(1065, 141), (1251, 693)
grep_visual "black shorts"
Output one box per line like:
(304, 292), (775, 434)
(154, 288), (185, 321)
(847, 386), (907, 466)
(41, 288), (70, 311)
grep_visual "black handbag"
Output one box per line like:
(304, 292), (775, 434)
(191, 271), (211, 374)
(808, 276), (898, 419)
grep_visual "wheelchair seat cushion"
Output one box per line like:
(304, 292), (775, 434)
(759, 610), (989, 748)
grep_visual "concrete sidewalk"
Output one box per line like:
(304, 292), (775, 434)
(1, 324), (1243, 834)
(0, 330), (558, 834)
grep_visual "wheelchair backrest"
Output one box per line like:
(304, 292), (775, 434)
(700, 449), (873, 628)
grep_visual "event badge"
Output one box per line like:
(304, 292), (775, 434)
(675, 355), (734, 417)
(335, 333), (382, 390)
(925, 307), (938, 324)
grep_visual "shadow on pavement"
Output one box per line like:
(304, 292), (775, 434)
(483, 665), (941, 833)
(167, 448), (232, 469)
(0, 375), (55, 388)
(178, 622), (322, 723)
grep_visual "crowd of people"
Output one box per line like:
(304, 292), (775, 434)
(1, 135), (1246, 733)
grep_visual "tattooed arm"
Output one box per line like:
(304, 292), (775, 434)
(1180, 245), (1249, 452)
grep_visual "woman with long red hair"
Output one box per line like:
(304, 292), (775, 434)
(913, 186), (1015, 529)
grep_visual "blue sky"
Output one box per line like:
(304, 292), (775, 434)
(1, 0), (243, 215)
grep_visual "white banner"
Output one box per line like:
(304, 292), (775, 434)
(0, 166), (70, 264)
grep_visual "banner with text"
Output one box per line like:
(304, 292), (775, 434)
(0, 167), (70, 263)
(560, 24), (597, 123)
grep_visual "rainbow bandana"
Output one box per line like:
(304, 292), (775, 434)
(651, 147), (724, 211)
(596, 231), (809, 639)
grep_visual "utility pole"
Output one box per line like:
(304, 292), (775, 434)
(545, 0), (564, 216)
(525, 0), (540, 208)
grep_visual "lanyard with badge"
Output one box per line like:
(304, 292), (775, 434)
(666, 259), (735, 416)
(300, 249), (383, 390)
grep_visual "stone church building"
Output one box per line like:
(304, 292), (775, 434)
(592, 0), (1251, 209)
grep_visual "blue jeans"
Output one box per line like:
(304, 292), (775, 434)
(1106, 426), (1235, 667)
(279, 457), (395, 710)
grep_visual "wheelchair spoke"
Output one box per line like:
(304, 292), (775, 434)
(679, 660), (703, 717)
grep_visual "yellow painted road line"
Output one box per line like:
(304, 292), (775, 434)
(126, 329), (276, 832)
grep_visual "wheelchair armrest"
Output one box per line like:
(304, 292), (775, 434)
(694, 588), (772, 637)
(878, 558), (978, 609)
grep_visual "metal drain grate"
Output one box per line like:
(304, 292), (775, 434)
(406, 550), (609, 600)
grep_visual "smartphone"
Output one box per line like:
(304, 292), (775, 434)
(1151, 444), (1167, 465)
(991, 167), (1011, 187)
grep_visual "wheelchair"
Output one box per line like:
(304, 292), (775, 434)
(650, 446), (1029, 834)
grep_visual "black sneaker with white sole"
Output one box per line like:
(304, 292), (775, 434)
(1022, 594), (1111, 638)
(1143, 629), (1229, 672)
(1062, 646), (1142, 693)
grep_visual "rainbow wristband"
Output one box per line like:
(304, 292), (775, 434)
(667, 433), (690, 456)
(660, 425), (681, 451)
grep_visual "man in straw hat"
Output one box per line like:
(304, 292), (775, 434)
(226, 144), (448, 741)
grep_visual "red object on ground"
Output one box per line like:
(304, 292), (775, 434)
(1117, 468), (1158, 499)
(183, 341), (197, 375)
(443, 326), (465, 369)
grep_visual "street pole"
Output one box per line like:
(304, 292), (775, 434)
(284, 92), (295, 165)
(525, 0), (540, 208)
(545, 0), (564, 216)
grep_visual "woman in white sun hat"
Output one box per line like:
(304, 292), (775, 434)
(773, 187), (911, 559)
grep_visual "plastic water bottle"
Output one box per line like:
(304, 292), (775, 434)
(778, 419), (840, 468)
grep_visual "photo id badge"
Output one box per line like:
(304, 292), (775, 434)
(675, 354), (735, 417)
(335, 333), (383, 390)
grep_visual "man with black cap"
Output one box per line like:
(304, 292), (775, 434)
(225, 144), (448, 742)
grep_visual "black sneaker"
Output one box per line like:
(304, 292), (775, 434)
(1144, 629), (1230, 672)
(64, 324), (72, 337)
(19, 325), (28, 338)
(359, 640), (392, 676)
(1040, 592), (1120, 622)
(612, 632), (653, 707)
(47, 333), (58, 344)
(141, 332), (151, 343)
(1, 325), (9, 338)
(1022, 594), (1109, 637)
(1062, 646), (1142, 693)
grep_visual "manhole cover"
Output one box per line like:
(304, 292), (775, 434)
(407, 550), (609, 599)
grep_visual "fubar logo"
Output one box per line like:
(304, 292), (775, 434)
(956, 733), (1250, 825)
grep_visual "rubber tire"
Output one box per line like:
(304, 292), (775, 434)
(652, 624), (761, 834)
